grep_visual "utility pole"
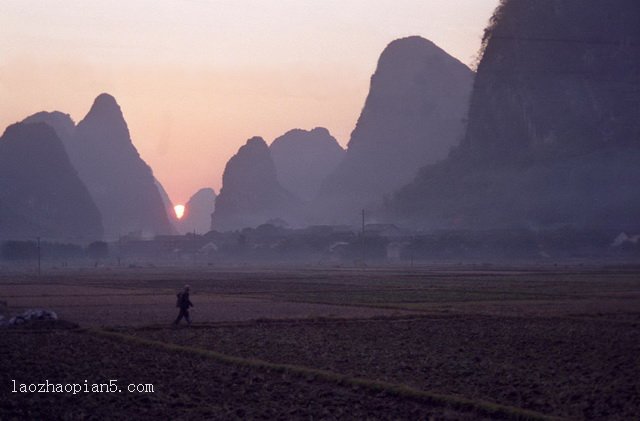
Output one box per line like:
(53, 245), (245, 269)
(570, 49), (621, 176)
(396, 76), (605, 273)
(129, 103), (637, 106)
(117, 235), (122, 267)
(410, 235), (414, 269)
(360, 209), (365, 266)
(36, 236), (41, 276)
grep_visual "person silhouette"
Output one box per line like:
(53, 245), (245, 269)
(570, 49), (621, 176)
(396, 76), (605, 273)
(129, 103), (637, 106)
(174, 285), (193, 325)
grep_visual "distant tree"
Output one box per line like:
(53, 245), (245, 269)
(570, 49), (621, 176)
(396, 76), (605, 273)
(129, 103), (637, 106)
(41, 242), (84, 260)
(87, 241), (109, 261)
(265, 218), (288, 228)
(1, 241), (38, 261)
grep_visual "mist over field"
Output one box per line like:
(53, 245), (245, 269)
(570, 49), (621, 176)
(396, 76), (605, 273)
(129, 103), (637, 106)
(1, 1), (639, 419)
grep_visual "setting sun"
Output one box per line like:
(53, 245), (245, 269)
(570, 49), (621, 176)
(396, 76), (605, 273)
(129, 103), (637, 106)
(174, 204), (185, 219)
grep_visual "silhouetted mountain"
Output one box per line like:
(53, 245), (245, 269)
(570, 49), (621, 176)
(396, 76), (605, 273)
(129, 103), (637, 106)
(315, 36), (473, 224)
(0, 123), (103, 241)
(22, 111), (75, 152)
(177, 188), (216, 234)
(212, 137), (302, 231)
(270, 127), (344, 202)
(154, 177), (179, 230)
(22, 100), (175, 238)
(74, 94), (174, 238)
(391, 0), (640, 231)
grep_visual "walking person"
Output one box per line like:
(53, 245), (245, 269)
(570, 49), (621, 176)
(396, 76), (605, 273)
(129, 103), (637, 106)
(174, 285), (194, 325)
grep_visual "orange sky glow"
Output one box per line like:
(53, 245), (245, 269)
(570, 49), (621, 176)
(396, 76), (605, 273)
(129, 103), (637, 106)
(1, 0), (500, 204)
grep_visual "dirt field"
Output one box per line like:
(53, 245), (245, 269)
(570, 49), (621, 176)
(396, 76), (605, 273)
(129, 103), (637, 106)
(129, 315), (639, 419)
(1, 328), (501, 420)
(1, 265), (639, 419)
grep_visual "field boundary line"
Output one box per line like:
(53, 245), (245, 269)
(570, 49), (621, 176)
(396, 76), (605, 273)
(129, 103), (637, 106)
(123, 314), (479, 331)
(89, 328), (562, 421)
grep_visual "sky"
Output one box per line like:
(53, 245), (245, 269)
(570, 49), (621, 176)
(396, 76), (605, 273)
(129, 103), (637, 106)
(1, 0), (500, 205)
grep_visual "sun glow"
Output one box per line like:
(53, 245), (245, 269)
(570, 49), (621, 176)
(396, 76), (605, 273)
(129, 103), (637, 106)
(174, 204), (185, 219)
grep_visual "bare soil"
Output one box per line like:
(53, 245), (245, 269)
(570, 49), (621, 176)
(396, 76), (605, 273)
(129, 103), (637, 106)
(1, 266), (639, 419)
(0, 328), (492, 420)
(130, 314), (640, 420)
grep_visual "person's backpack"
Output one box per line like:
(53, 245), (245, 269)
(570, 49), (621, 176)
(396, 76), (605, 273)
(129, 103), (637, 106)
(176, 292), (183, 308)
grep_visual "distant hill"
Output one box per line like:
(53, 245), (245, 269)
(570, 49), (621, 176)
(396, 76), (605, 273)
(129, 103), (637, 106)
(22, 111), (75, 152)
(154, 177), (179, 231)
(23, 105), (177, 238)
(391, 0), (640, 231)
(212, 137), (302, 231)
(0, 122), (103, 241)
(73, 94), (175, 238)
(270, 127), (344, 202)
(315, 36), (473, 224)
(178, 188), (216, 234)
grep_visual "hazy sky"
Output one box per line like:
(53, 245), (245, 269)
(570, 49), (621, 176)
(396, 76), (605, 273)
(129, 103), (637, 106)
(1, 0), (499, 204)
